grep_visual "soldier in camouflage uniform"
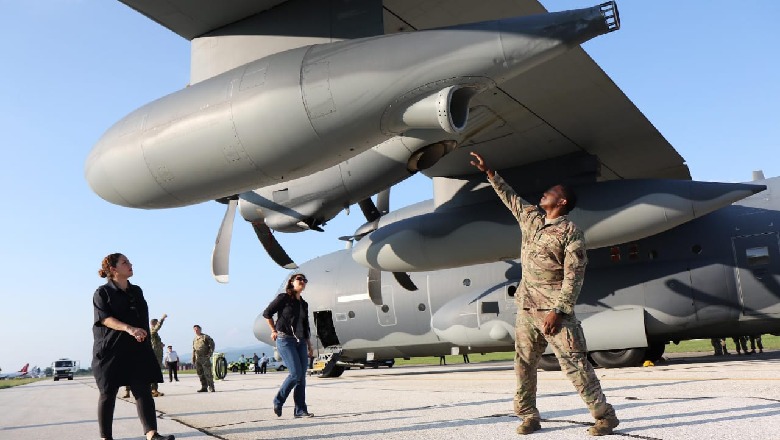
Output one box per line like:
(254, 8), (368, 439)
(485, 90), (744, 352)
(149, 314), (167, 397)
(192, 324), (216, 392)
(470, 152), (619, 436)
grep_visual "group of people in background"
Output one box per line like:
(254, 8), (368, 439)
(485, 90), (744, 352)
(711, 335), (764, 356)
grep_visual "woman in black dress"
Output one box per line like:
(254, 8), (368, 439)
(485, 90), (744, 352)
(92, 253), (174, 440)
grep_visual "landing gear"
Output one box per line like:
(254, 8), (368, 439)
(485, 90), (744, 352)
(590, 348), (645, 368)
(644, 342), (666, 363)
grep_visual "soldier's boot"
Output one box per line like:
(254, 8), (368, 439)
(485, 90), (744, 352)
(120, 388), (130, 399)
(516, 418), (541, 435)
(588, 414), (620, 436)
(151, 390), (161, 397)
(208, 385), (216, 392)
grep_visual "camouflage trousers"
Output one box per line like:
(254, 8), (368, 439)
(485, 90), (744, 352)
(194, 355), (214, 388)
(513, 309), (614, 421)
(151, 347), (164, 392)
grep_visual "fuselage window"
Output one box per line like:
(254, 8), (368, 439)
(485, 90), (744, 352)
(746, 246), (770, 266)
(418, 303), (426, 312)
(381, 305), (390, 313)
(628, 243), (639, 260)
(348, 311), (356, 319)
(463, 278), (471, 286)
(507, 285), (517, 298)
(692, 244), (702, 255)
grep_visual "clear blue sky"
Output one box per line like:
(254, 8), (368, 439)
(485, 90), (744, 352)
(0, 0), (777, 372)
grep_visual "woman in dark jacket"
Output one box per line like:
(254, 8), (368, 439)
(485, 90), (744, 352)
(263, 273), (314, 418)
(92, 253), (174, 440)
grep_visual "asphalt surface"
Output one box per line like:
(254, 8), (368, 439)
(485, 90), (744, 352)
(1, 351), (778, 439)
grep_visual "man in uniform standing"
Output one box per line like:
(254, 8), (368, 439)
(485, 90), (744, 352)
(470, 152), (619, 436)
(192, 324), (216, 392)
(149, 314), (167, 397)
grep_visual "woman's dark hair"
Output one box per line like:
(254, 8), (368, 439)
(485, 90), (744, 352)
(285, 273), (307, 295)
(98, 253), (124, 278)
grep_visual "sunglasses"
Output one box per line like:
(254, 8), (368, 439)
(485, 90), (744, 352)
(294, 276), (308, 283)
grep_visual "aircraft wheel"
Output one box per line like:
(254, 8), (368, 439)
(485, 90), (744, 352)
(68, 376), (73, 380)
(590, 348), (645, 368)
(320, 365), (345, 378)
(53, 377), (59, 381)
(645, 342), (666, 362)
(537, 354), (561, 371)
(214, 357), (228, 380)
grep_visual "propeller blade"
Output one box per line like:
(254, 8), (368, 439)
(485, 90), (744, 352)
(358, 198), (381, 222)
(251, 220), (298, 269)
(376, 188), (390, 216)
(211, 198), (237, 284)
(393, 271), (418, 291)
(367, 268), (382, 305)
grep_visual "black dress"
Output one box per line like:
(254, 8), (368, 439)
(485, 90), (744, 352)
(92, 280), (163, 393)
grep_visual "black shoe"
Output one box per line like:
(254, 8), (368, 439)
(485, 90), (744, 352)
(197, 388), (208, 392)
(175, 378), (179, 382)
(294, 412), (314, 418)
(274, 405), (282, 417)
(209, 386), (215, 392)
(150, 433), (175, 440)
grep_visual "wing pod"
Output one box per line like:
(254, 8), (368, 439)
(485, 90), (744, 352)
(86, 3), (619, 209)
(352, 179), (766, 272)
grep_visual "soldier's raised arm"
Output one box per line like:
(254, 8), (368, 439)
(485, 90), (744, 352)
(470, 152), (535, 225)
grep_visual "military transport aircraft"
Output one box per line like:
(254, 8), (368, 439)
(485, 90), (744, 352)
(88, 1), (779, 374)
(254, 171), (779, 376)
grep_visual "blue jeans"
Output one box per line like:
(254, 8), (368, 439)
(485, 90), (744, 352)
(274, 336), (309, 415)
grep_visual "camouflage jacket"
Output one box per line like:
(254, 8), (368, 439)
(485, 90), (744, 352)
(150, 317), (165, 351)
(192, 334), (215, 361)
(489, 173), (587, 315)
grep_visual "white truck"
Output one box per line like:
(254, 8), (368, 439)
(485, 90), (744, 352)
(52, 358), (78, 381)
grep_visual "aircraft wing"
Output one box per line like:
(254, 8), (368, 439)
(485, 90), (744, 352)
(118, 0), (688, 181)
(119, 0), (542, 40)
(117, 0), (287, 40)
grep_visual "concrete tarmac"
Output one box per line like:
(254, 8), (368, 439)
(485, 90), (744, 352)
(1, 351), (779, 440)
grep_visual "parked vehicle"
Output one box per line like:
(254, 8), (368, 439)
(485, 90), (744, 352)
(52, 358), (78, 381)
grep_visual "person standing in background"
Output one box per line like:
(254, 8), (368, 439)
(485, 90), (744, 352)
(192, 324), (216, 392)
(165, 346), (179, 382)
(149, 314), (167, 396)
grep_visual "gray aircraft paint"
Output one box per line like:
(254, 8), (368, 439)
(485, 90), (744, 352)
(254, 176), (780, 366)
(86, 4), (618, 209)
(236, 108), (501, 233)
(352, 176), (765, 272)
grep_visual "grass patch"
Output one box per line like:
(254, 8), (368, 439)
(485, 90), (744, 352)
(390, 335), (778, 366)
(665, 334), (778, 353)
(0, 378), (46, 390)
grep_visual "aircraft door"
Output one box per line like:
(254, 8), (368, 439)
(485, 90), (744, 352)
(313, 310), (341, 348)
(376, 285), (397, 326)
(732, 233), (780, 316)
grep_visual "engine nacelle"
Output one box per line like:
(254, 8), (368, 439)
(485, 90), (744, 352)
(238, 131), (458, 233)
